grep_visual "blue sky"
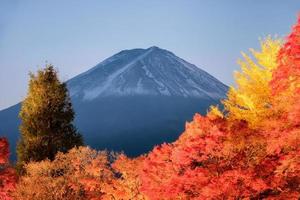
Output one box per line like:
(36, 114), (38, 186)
(0, 0), (299, 109)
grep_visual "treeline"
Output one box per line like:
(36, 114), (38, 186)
(0, 15), (300, 200)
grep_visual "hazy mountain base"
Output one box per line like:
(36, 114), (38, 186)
(74, 95), (219, 156)
(0, 103), (21, 161)
(0, 95), (220, 160)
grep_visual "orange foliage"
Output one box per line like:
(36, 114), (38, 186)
(13, 147), (120, 200)
(13, 147), (147, 200)
(112, 154), (146, 200)
(140, 115), (272, 199)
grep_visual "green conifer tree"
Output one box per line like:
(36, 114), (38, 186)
(17, 64), (83, 172)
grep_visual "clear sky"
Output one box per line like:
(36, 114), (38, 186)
(0, 0), (299, 110)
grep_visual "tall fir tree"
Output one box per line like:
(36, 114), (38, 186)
(17, 65), (83, 171)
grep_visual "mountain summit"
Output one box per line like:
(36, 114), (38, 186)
(0, 47), (228, 158)
(68, 46), (227, 101)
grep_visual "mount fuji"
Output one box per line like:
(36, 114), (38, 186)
(0, 46), (228, 159)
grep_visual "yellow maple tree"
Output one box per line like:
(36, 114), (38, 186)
(222, 37), (282, 128)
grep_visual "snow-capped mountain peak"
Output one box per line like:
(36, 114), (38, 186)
(67, 46), (228, 101)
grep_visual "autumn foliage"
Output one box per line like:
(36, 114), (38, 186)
(139, 16), (300, 199)
(2, 14), (300, 200)
(13, 147), (118, 200)
(13, 147), (146, 200)
(133, 16), (300, 199)
(0, 138), (17, 200)
(223, 37), (282, 128)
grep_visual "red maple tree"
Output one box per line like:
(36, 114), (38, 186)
(0, 138), (17, 200)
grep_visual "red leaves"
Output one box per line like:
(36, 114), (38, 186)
(140, 115), (228, 199)
(0, 138), (17, 200)
(271, 15), (300, 95)
(0, 168), (17, 200)
(0, 138), (9, 165)
(139, 107), (299, 199)
(201, 169), (268, 199)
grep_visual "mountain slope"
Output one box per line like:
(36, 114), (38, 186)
(0, 46), (228, 159)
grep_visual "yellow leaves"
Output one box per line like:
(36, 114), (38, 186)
(223, 37), (282, 128)
(207, 105), (223, 119)
(236, 93), (255, 110)
(207, 106), (224, 122)
(252, 36), (282, 70)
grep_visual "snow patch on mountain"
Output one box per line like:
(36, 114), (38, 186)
(83, 47), (156, 100)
